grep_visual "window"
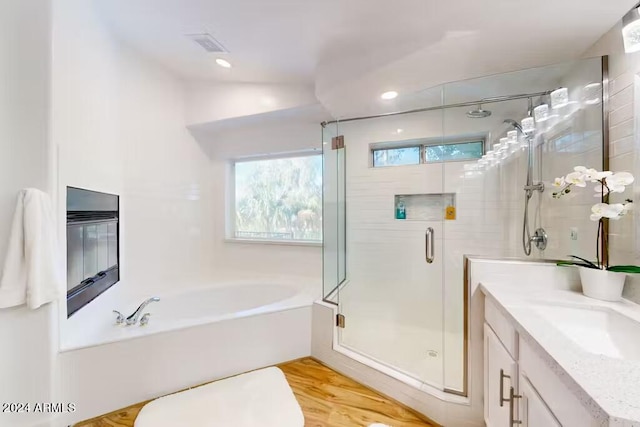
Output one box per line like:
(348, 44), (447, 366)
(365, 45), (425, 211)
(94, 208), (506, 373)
(372, 146), (421, 167)
(424, 141), (484, 162)
(372, 140), (484, 167)
(233, 153), (322, 242)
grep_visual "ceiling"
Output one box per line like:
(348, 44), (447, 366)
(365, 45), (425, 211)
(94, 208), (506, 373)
(94, 0), (635, 117)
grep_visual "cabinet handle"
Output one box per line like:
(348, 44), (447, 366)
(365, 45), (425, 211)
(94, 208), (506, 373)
(425, 228), (434, 263)
(509, 386), (522, 426)
(499, 369), (510, 407)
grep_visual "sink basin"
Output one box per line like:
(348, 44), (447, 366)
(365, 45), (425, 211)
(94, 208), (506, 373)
(531, 304), (640, 360)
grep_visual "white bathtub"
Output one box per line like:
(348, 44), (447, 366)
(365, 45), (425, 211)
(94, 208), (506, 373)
(61, 280), (315, 350)
(152, 283), (298, 320)
(57, 279), (317, 425)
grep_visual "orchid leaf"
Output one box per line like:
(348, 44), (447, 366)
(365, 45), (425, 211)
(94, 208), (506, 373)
(569, 255), (599, 268)
(608, 265), (640, 274)
(556, 260), (597, 269)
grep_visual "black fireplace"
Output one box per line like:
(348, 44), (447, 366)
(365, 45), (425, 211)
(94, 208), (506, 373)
(66, 187), (120, 317)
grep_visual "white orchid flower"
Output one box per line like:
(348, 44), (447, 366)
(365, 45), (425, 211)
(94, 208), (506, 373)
(590, 203), (625, 221)
(606, 172), (635, 193)
(552, 177), (565, 188)
(589, 171), (613, 181)
(573, 166), (612, 182)
(565, 171), (587, 187)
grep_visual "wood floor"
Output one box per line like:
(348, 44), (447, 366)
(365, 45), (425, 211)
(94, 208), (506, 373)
(76, 358), (438, 427)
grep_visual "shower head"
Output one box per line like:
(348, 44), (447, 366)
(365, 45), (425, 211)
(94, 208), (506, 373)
(504, 119), (524, 133)
(466, 104), (492, 118)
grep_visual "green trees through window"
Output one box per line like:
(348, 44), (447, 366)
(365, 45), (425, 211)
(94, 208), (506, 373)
(234, 154), (322, 242)
(372, 140), (484, 167)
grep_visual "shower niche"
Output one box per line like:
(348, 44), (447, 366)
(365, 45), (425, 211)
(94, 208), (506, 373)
(394, 193), (456, 221)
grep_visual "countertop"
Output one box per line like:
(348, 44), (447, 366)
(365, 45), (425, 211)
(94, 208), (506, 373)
(480, 281), (640, 426)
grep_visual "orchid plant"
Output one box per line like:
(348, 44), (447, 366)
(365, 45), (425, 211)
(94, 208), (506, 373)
(552, 166), (639, 273)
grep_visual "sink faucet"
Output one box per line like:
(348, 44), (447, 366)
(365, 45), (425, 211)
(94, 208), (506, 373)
(113, 297), (160, 326)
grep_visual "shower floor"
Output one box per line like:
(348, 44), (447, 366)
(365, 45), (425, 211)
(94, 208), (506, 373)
(340, 316), (443, 387)
(338, 279), (445, 388)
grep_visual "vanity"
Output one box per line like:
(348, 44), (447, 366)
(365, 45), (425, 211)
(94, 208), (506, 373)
(481, 281), (640, 427)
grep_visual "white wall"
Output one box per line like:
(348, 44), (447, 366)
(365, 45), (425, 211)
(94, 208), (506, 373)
(51, 0), (215, 344)
(189, 107), (325, 280)
(584, 22), (640, 303)
(185, 82), (317, 126)
(0, 1), (56, 426)
(52, 0), (215, 296)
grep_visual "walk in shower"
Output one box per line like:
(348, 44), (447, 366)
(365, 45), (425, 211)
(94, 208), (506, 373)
(322, 57), (606, 396)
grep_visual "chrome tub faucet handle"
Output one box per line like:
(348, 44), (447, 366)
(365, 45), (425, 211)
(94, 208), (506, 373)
(139, 313), (151, 326)
(113, 310), (125, 325)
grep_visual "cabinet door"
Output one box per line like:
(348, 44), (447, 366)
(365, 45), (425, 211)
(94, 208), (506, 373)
(484, 323), (517, 427)
(518, 373), (561, 427)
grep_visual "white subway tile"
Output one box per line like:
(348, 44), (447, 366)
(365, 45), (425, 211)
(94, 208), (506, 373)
(610, 103), (634, 126)
(609, 85), (633, 111)
(610, 71), (634, 96)
(610, 118), (634, 142)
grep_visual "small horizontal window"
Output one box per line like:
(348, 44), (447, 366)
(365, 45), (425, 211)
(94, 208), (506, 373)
(371, 140), (483, 167)
(372, 146), (421, 167)
(424, 141), (484, 163)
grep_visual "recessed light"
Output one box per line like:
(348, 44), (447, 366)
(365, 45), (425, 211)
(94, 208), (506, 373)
(396, 128), (404, 134)
(381, 91), (398, 100)
(216, 58), (232, 68)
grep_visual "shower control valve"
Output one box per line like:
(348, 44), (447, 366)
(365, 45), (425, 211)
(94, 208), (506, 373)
(531, 228), (548, 251)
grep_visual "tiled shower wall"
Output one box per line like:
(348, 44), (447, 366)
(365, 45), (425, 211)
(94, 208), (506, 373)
(586, 23), (640, 302)
(537, 63), (604, 262)
(457, 58), (604, 264)
(607, 56), (639, 302)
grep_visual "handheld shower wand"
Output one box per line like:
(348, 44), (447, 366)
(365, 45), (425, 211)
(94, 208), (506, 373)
(504, 118), (547, 255)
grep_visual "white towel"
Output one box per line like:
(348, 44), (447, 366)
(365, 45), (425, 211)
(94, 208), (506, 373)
(0, 188), (63, 309)
(134, 367), (304, 427)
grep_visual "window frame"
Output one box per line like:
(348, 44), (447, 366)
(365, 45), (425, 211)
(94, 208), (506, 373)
(227, 149), (323, 246)
(370, 137), (486, 168)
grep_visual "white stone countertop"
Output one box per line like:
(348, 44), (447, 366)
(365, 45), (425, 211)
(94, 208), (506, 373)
(480, 281), (640, 427)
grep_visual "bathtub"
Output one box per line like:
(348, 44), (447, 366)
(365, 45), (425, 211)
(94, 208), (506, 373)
(57, 279), (317, 425)
(153, 283), (299, 321)
(61, 280), (315, 350)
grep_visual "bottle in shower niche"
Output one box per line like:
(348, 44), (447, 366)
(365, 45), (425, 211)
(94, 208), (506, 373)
(395, 199), (406, 220)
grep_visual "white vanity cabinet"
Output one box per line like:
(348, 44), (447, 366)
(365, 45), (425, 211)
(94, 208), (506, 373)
(484, 298), (597, 427)
(484, 324), (517, 427)
(518, 373), (561, 427)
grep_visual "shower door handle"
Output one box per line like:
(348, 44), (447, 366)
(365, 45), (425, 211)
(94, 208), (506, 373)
(425, 227), (434, 264)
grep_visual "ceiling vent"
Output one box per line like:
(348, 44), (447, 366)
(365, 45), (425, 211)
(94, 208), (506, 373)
(186, 33), (228, 53)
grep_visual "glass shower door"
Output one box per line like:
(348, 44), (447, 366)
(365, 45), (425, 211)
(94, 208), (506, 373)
(335, 106), (447, 390)
(322, 122), (346, 304)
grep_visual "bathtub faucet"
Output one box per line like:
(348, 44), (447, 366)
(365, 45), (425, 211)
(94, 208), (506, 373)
(113, 297), (160, 326)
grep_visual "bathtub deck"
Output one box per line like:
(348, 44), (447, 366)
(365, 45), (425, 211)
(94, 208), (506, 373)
(75, 358), (438, 427)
